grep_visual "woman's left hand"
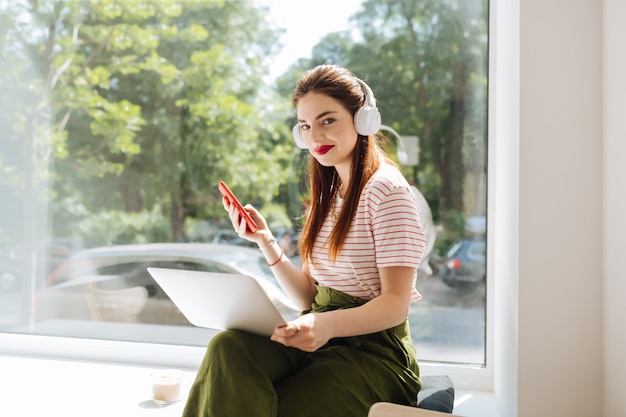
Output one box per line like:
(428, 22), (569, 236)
(270, 313), (329, 352)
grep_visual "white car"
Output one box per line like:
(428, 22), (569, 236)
(35, 243), (300, 326)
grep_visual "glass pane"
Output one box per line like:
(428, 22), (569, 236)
(0, 0), (488, 365)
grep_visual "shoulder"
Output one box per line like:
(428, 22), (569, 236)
(363, 164), (413, 201)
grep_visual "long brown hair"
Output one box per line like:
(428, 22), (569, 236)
(293, 65), (394, 263)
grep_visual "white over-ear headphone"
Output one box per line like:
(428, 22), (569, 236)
(292, 78), (382, 149)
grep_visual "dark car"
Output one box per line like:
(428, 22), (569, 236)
(34, 243), (300, 326)
(440, 239), (486, 287)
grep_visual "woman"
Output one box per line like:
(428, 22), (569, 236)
(183, 64), (426, 417)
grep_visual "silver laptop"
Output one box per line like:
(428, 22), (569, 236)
(147, 267), (288, 336)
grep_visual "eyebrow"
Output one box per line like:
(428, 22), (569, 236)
(297, 110), (338, 123)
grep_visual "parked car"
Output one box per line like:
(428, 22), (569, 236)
(210, 229), (257, 248)
(35, 243), (300, 326)
(440, 239), (486, 287)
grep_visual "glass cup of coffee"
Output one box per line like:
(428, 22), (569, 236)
(150, 369), (182, 405)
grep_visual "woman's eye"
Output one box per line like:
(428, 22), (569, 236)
(322, 118), (335, 125)
(300, 124), (310, 131)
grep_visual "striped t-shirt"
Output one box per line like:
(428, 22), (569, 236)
(308, 164), (426, 302)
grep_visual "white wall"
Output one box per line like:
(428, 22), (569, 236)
(519, 0), (604, 415)
(494, 0), (626, 416)
(603, 0), (626, 416)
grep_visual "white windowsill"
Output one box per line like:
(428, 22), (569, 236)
(2, 319), (495, 391)
(0, 328), (500, 417)
(0, 353), (499, 417)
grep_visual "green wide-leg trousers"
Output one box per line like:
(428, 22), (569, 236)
(182, 287), (421, 417)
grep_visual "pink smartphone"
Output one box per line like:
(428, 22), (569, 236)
(218, 181), (259, 233)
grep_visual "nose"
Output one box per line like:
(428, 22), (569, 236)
(306, 125), (323, 143)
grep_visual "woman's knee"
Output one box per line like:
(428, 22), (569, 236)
(206, 330), (251, 359)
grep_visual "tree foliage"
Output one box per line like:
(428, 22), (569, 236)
(1, 0), (293, 245)
(1, 0), (488, 252)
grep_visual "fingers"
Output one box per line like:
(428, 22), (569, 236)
(223, 199), (248, 235)
(274, 323), (301, 338)
(270, 324), (301, 345)
(270, 322), (308, 348)
(221, 196), (231, 211)
(222, 199), (269, 245)
(289, 323), (301, 336)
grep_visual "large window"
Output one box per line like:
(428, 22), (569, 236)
(0, 0), (489, 366)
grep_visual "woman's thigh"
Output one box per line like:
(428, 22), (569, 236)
(205, 330), (308, 382)
(184, 330), (310, 417)
(274, 345), (410, 417)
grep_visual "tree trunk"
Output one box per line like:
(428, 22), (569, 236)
(440, 59), (467, 220)
(170, 192), (186, 242)
(119, 168), (144, 212)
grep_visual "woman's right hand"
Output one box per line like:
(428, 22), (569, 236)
(222, 196), (271, 246)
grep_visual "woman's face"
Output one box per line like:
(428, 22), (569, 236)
(296, 92), (358, 170)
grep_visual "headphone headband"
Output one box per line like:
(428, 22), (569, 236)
(357, 79), (377, 108)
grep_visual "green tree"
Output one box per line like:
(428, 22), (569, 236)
(354, 0), (488, 227)
(1, 0), (293, 246)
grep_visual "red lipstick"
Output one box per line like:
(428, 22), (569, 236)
(315, 145), (334, 155)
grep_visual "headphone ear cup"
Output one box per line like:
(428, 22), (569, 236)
(397, 149), (408, 165)
(292, 124), (307, 149)
(353, 105), (382, 136)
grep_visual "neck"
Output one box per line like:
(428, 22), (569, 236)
(332, 172), (348, 199)
(334, 166), (350, 199)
